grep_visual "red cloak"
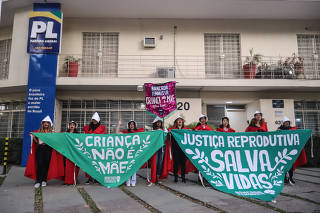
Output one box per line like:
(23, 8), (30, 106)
(64, 158), (79, 184)
(24, 130), (65, 181)
(245, 122), (268, 132)
(216, 127), (236, 132)
(193, 124), (213, 131)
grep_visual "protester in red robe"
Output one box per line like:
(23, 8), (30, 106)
(170, 116), (191, 182)
(254, 110), (268, 132)
(148, 117), (167, 186)
(193, 114), (213, 131)
(161, 116), (197, 181)
(246, 111), (268, 132)
(116, 119), (145, 187)
(24, 115), (64, 188)
(216, 117), (236, 132)
(278, 117), (307, 185)
(64, 121), (80, 185)
(84, 112), (106, 184)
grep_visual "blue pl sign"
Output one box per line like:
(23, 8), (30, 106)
(27, 11), (62, 54)
(21, 3), (62, 166)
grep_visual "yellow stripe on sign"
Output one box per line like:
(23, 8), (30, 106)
(4, 157), (7, 160)
(29, 11), (61, 23)
(4, 147), (8, 150)
(3, 162), (7, 165)
(5, 142), (8, 145)
(4, 152), (7, 155)
(5, 137), (9, 140)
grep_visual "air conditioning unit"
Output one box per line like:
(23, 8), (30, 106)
(143, 37), (156, 48)
(156, 67), (175, 78)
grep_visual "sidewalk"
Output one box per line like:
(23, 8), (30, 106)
(0, 166), (320, 213)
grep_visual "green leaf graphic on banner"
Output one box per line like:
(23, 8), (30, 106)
(33, 131), (166, 187)
(171, 129), (311, 201)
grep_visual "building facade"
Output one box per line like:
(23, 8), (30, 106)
(0, 0), (320, 142)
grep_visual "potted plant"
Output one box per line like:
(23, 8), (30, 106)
(284, 53), (304, 79)
(243, 48), (263, 79)
(64, 56), (80, 77)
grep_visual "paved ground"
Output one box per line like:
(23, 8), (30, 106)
(0, 166), (320, 213)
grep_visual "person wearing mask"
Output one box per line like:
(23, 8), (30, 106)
(278, 117), (307, 185)
(116, 119), (144, 187)
(25, 116), (64, 188)
(64, 121), (80, 185)
(148, 117), (167, 186)
(193, 114), (213, 131)
(216, 117), (236, 132)
(84, 112), (106, 184)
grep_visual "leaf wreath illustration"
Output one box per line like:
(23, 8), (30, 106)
(185, 148), (223, 185)
(271, 148), (297, 171)
(75, 138), (92, 159)
(92, 161), (102, 175)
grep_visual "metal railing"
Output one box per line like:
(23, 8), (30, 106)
(57, 54), (320, 80)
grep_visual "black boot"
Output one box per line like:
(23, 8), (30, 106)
(174, 176), (178, 182)
(182, 177), (186, 183)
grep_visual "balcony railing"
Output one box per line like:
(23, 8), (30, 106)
(58, 54), (320, 80)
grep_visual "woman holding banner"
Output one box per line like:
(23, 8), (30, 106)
(148, 117), (167, 186)
(246, 111), (268, 132)
(84, 112), (106, 184)
(117, 119), (145, 187)
(64, 121), (80, 185)
(25, 116), (64, 188)
(278, 117), (307, 185)
(216, 117), (236, 132)
(169, 116), (190, 183)
(193, 114), (213, 131)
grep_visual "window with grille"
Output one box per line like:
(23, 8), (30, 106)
(82, 32), (119, 77)
(0, 102), (25, 138)
(61, 100), (155, 134)
(0, 39), (12, 80)
(297, 34), (320, 79)
(204, 34), (241, 79)
(294, 101), (320, 135)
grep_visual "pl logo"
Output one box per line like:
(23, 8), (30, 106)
(30, 21), (57, 39)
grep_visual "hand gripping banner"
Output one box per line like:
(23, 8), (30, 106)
(171, 129), (312, 201)
(145, 81), (176, 118)
(33, 131), (166, 187)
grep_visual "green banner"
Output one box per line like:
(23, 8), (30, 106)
(171, 129), (311, 201)
(33, 131), (166, 187)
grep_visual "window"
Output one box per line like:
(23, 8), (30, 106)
(297, 34), (320, 79)
(0, 39), (12, 80)
(0, 102), (25, 138)
(82, 32), (119, 77)
(205, 34), (241, 79)
(61, 100), (154, 134)
(206, 105), (226, 128)
(294, 101), (320, 135)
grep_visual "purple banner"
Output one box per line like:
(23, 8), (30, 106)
(145, 81), (177, 118)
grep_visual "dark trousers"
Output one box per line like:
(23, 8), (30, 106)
(36, 145), (52, 183)
(172, 141), (186, 178)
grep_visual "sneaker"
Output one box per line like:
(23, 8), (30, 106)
(147, 183), (154, 187)
(289, 178), (295, 185)
(126, 183), (130, 187)
(34, 183), (41, 188)
(131, 183), (136, 187)
(41, 181), (47, 187)
(85, 179), (91, 185)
